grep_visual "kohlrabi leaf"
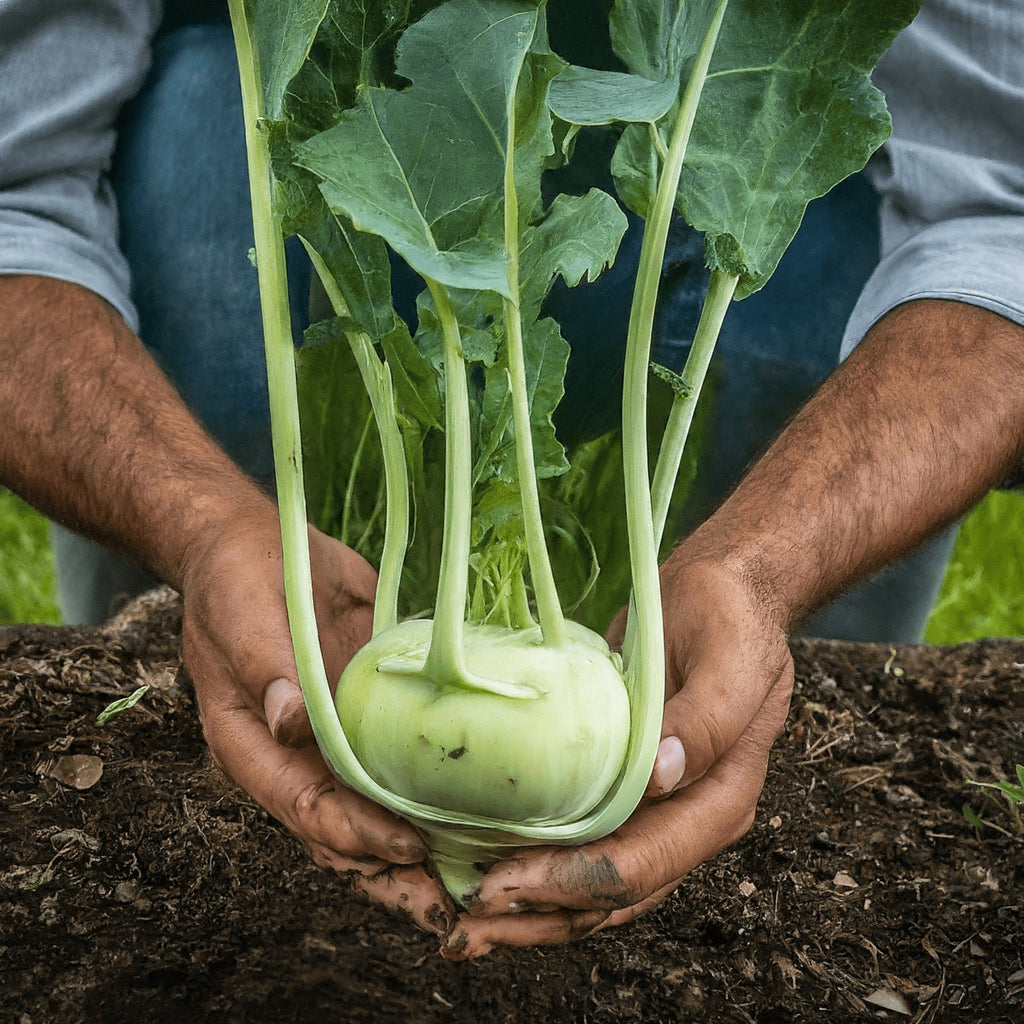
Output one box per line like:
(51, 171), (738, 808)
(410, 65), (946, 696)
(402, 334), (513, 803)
(283, 1), (445, 134)
(268, 126), (402, 342)
(380, 328), (444, 432)
(413, 289), (503, 371)
(547, 66), (679, 127)
(293, 0), (545, 297)
(650, 361), (692, 400)
(303, 312), (442, 433)
(257, 1), (448, 434)
(246, 1), (422, 354)
(245, 0), (331, 120)
(586, 0), (921, 297)
(609, 0), (719, 81)
(518, 189), (628, 323)
(543, 0), (711, 148)
(482, 317), (570, 481)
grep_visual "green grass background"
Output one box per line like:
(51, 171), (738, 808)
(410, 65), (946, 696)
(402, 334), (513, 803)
(0, 489), (59, 624)
(0, 485), (1020, 640)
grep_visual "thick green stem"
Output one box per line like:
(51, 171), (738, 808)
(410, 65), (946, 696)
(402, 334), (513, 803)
(511, 569), (533, 630)
(650, 268), (737, 550)
(501, 83), (566, 647)
(621, 0), (728, 665)
(409, 280), (538, 700)
(300, 242), (409, 633)
(229, 0), (356, 775)
(422, 279), (473, 687)
(502, 296), (566, 645)
(576, 0), (731, 837)
(503, 335), (566, 641)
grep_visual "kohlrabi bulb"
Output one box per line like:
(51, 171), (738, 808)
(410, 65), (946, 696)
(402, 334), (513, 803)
(336, 619), (630, 824)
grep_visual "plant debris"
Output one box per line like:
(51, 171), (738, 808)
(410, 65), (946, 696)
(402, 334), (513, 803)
(1, 588), (1023, 1023)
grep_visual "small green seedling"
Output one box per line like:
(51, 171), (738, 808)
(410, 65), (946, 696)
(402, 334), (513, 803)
(96, 685), (150, 726)
(963, 764), (1024, 838)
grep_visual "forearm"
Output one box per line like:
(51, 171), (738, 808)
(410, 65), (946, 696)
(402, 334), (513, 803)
(0, 274), (272, 590)
(680, 299), (1024, 628)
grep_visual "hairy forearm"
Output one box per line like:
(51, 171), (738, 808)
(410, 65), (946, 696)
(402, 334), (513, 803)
(0, 275), (272, 589)
(681, 299), (1024, 628)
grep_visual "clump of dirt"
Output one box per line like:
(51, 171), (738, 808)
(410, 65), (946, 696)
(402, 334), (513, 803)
(2, 588), (1022, 1023)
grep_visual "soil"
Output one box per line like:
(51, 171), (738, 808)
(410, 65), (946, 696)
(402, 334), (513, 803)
(1, 588), (1022, 1024)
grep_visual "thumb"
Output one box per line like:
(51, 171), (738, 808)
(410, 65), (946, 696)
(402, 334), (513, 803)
(263, 676), (315, 748)
(645, 735), (686, 798)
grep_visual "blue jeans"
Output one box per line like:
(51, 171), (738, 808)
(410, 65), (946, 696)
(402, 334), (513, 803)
(54, 17), (956, 640)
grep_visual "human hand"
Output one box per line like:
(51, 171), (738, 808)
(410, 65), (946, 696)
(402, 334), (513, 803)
(443, 555), (793, 958)
(179, 504), (454, 935)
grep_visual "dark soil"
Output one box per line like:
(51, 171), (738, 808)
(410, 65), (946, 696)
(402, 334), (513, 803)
(2, 588), (1022, 1024)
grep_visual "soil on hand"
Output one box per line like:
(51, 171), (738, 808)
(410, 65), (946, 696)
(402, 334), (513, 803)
(1, 589), (1022, 1023)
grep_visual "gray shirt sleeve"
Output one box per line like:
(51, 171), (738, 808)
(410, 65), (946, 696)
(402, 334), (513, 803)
(841, 0), (1024, 356)
(0, 0), (162, 332)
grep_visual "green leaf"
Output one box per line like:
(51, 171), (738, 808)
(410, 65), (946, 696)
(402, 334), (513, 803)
(650, 361), (692, 399)
(262, 120), (405, 349)
(606, 0), (921, 296)
(548, 65), (678, 127)
(294, 0), (545, 296)
(963, 803), (985, 829)
(380, 326), (444, 431)
(482, 317), (570, 482)
(246, 0), (332, 120)
(609, 0), (719, 81)
(519, 189), (628, 323)
(96, 685), (150, 726)
(282, 0), (420, 133)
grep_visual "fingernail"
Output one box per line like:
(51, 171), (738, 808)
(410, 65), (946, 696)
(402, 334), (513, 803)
(655, 736), (686, 794)
(392, 839), (428, 861)
(264, 677), (305, 745)
(440, 930), (469, 959)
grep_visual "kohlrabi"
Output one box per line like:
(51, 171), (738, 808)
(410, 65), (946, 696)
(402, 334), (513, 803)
(228, 0), (920, 903)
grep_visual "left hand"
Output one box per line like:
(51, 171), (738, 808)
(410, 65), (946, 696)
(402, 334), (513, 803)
(443, 554), (793, 959)
(179, 504), (455, 935)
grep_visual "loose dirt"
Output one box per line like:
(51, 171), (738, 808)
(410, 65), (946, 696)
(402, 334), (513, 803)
(2, 589), (1022, 1023)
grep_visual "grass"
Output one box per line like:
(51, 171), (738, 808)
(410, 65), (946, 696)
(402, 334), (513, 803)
(0, 489), (60, 625)
(0, 485), (1021, 637)
(925, 489), (1024, 644)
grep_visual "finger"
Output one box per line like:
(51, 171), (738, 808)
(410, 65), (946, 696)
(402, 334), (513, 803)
(644, 735), (686, 798)
(204, 701), (427, 866)
(448, 870), (681, 958)
(659, 635), (793, 791)
(594, 878), (680, 931)
(471, 673), (790, 921)
(470, 843), (644, 916)
(262, 676), (315, 747)
(353, 864), (457, 937)
(442, 908), (610, 960)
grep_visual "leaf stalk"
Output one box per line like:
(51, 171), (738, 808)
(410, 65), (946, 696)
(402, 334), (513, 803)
(501, 89), (567, 648)
(300, 241), (410, 633)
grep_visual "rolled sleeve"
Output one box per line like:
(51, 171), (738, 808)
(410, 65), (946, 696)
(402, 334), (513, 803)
(841, 0), (1024, 357)
(841, 213), (1024, 357)
(0, 0), (161, 331)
